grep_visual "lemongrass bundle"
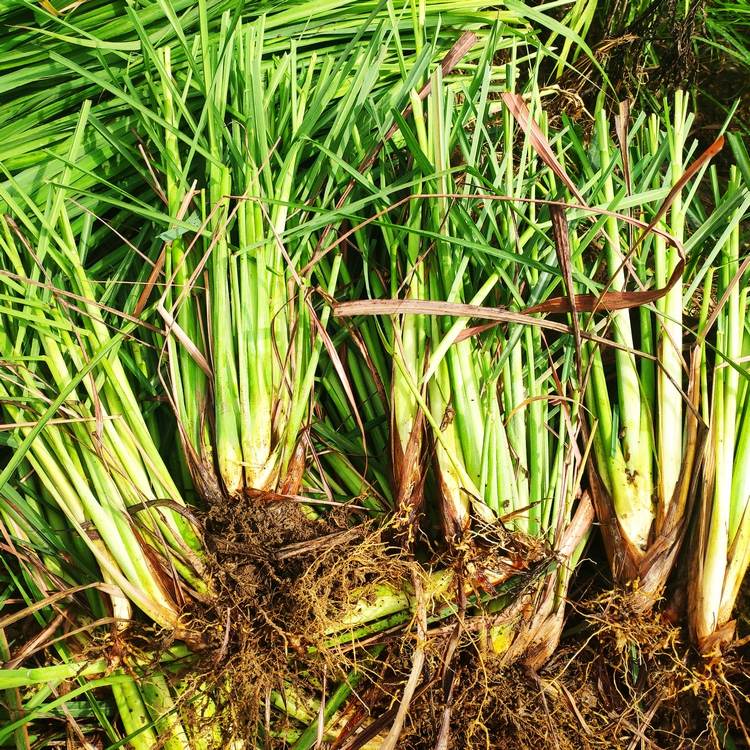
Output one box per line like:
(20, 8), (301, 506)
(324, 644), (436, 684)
(0, 106), (210, 633)
(151, 14), (419, 497)
(576, 93), (739, 609)
(688, 161), (750, 653)
(333, 52), (595, 667)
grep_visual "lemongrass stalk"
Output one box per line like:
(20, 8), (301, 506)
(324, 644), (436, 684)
(503, 330), (531, 525)
(487, 364), (518, 518)
(429, 74), (480, 451)
(424, 68), (493, 533)
(161, 45), (210, 465)
(390, 89), (430, 528)
(233, 17), (279, 493)
(0, 658), (111, 693)
(593, 103), (654, 556)
(140, 673), (192, 750)
(428, 329), (473, 537)
(721, 370), (750, 622)
(655, 92), (689, 529)
(112, 678), (161, 750)
(206, 13), (243, 496)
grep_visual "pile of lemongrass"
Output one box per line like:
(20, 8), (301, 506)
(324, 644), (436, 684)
(3, 0), (750, 746)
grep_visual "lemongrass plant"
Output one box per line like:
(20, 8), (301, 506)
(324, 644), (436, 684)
(572, 92), (737, 609)
(153, 13), (431, 497)
(688, 162), (750, 653)
(332, 52), (595, 665)
(419, 76), (592, 663)
(0, 104), (210, 633)
(0, 210), (210, 743)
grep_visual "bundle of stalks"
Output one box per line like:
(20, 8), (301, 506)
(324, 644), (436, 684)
(0, 121), (210, 635)
(334, 58), (598, 670)
(688, 153), (750, 654)
(570, 93), (741, 612)
(0, 124), (215, 745)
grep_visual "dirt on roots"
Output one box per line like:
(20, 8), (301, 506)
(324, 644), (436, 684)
(125, 497), (750, 749)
